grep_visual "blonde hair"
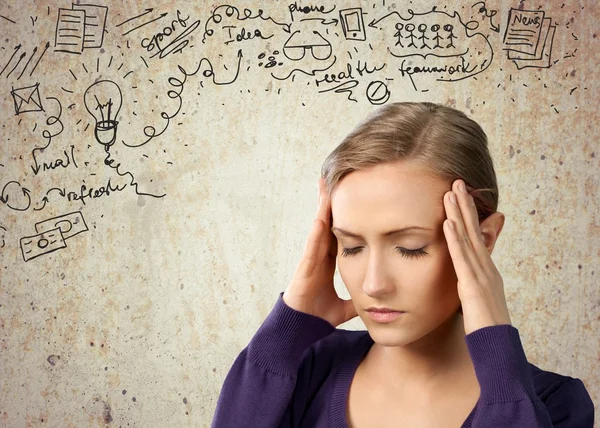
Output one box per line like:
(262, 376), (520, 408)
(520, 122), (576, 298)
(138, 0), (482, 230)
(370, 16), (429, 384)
(321, 102), (498, 222)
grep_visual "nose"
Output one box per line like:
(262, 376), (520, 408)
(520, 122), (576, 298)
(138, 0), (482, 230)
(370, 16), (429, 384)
(361, 249), (395, 298)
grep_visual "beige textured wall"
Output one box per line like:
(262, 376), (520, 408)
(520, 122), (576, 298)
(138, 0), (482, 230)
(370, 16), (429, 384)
(0, 0), (598, 426)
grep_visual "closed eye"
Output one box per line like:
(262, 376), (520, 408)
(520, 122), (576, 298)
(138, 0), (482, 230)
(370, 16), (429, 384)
(340, 246), (428, 259)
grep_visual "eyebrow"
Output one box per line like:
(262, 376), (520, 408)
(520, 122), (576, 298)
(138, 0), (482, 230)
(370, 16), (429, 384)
(331, 226), (432, 238)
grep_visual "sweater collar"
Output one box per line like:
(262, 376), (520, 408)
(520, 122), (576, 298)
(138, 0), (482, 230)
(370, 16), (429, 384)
(328, 331), (478, 428)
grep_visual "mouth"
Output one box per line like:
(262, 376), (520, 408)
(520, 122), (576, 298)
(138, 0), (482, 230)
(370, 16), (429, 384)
(365, 309), (406, 323)
(366, 308), (404, 313)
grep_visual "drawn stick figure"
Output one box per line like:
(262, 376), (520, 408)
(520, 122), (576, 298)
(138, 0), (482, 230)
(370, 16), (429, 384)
(431, 24), (443, 48)
(418, 23), (430, 49)
(394, 23), (404, 47)
(444, 24), (457, 48)
(405, 23), (418, 48)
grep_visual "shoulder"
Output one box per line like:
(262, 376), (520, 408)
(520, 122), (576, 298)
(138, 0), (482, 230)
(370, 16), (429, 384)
(305, 328), (370, 358)
(529, 363), (595, 426)
(298, 328), (370, 372)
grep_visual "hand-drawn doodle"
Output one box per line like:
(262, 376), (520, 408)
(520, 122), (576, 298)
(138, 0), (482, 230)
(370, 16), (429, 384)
(35, 211), (89, 240)
(133, 53), (242, 148)
(11, 83), (45, 115)
(83, 80), (166, 198)
(83, 80), (122, 147)
(138, 10), (201, 59)
(116, 7), (153, 28)
(20, 228), (67, 262)
(54, 4), (108, 54)
(203, 4), (290, 42)
(120, 10), (167, 36)
(339, 8), (367, 41)
(0, 15), (16, 24)
(288, 2), (335, 22)
(315, 59), (385, 102)
(0, 225), (6, 249)
(257, 51), (283, 68)
(283, 30), (332, 61)
(19, 212), (88, 262)
(0, 181), (32, 212)
(30, 96), (65, 176)
(0, 42), (46, 80)
(370, 7), (493, 90)
(503, 8), (556, 69)
(366, 80), (390, 105)
(13, 42), (51, 80)
(471, 1), (499, 33)
(0, 45), (22, 77)
(34, 179), (128, 211)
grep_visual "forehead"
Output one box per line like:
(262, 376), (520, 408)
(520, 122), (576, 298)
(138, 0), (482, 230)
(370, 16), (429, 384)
(330, 161), (449, 231)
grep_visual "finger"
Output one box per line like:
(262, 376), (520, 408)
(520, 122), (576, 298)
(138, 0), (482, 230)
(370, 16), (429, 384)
(317, 178), (337, 258)
(316, 178), (330, 226)
(296, 218), (325, 279)
(452, 180), (489, 261)
(443, 190), (481, 280)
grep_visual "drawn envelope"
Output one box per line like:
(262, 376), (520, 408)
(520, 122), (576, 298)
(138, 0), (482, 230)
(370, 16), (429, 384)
(11, 83), (44, 115)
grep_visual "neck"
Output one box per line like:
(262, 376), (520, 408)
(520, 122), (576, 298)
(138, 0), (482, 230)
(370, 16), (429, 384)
(367, 310), (474, 391)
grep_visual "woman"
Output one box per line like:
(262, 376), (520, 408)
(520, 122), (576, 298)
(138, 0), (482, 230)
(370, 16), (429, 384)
(211, 102), (594, 427)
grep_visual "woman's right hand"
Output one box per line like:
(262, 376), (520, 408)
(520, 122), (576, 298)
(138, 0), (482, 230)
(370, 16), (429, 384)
(283, 178), (358, 327)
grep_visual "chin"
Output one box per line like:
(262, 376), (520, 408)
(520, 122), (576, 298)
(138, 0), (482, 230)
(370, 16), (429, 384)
(364, 312), (459, 348)
(364, 321), (426, 347)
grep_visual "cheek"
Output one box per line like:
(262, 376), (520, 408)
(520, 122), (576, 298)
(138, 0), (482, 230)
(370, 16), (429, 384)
(337, 257), (362, 292)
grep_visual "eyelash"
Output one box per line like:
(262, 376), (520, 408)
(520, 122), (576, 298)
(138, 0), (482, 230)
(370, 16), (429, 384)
(340, 246), (428, 259)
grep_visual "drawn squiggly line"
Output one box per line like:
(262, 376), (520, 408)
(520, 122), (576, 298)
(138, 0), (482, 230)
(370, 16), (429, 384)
(31, 97), (65, 175)
(271, 56), (337, 81)
(124, 51), (243, 148)
(103, 147), (165, 198)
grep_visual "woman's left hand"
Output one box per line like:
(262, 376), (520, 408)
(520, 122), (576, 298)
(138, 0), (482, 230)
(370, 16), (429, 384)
(443, 179), (512, 335)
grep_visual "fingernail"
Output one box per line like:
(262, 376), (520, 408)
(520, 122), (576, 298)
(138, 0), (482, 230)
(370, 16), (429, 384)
(449, 192), (457, 205)
(458, 181), (466, 193)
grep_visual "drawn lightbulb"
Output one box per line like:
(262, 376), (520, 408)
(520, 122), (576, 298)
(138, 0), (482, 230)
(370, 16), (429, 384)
(83, 80), (123, 147)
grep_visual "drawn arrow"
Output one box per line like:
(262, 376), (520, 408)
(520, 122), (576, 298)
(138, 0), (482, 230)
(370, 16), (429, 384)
(116, 8), (154, 27)
(123, 12), (168, 36)
(0, 44), (21, 77)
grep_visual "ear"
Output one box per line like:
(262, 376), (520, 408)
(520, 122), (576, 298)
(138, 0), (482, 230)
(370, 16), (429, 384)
(479, 211), (505, 255)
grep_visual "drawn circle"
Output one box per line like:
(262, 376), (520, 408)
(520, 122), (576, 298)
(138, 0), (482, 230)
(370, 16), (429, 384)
(273, 50), (279, 54)
(311, 45), (332, 61)
(213, 14), (222, 24)
(405, 23), (415, 32)
(37, 238), (49, 249)
(443, 24), (454, 32)
(395, 23), (404, 30)
(431, 24), (440, 32)
(366, 81), (390, 105)
(418, 24), (427, 33)
(226, 6), (235, 17)
(465, 20), (479, 31)
(55, 220), (72, 233)
(258, 52), (266, 59)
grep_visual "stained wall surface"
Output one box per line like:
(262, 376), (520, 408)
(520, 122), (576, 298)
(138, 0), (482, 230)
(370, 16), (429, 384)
(0, 0), (598, 426)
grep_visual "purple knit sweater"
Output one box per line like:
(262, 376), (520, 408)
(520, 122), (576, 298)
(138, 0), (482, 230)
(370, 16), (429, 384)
(212, 293), (594, 427)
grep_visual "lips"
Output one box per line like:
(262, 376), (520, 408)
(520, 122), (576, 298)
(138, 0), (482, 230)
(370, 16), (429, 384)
(366, 310), (405, 323)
